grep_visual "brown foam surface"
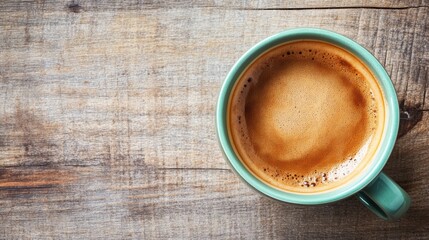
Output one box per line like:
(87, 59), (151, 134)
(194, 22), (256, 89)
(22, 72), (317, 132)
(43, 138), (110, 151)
(229, 41), (385, 193)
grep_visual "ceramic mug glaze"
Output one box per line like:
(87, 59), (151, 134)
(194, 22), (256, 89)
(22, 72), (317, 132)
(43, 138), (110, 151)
(216, 28), (410, 220)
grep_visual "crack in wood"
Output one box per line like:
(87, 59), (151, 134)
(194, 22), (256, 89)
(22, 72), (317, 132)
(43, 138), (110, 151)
(422, 71), (428, 109)
(236, 6), (429, 11)
(157, 167), (231, 171)
(0, 185), (54, 190)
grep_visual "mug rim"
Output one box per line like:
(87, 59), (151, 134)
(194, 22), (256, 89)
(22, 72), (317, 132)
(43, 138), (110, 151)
(216, 28), (399, 205)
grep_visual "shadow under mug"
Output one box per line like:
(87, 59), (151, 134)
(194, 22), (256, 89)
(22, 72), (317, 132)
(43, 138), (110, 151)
(216, 28), (410, 220)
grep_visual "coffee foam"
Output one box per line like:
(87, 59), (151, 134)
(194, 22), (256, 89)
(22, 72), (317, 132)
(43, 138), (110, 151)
(229, 41), (385, 193)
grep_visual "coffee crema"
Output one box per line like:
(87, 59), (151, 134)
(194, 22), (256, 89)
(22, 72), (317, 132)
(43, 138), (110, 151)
(228, 41), (385, 193)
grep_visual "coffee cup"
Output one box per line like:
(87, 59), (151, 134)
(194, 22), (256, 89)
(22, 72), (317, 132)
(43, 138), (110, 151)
(216, 28), (410, 220)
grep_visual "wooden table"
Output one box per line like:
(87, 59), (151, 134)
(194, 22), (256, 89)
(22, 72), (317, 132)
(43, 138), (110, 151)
(0, 1), (428, 239)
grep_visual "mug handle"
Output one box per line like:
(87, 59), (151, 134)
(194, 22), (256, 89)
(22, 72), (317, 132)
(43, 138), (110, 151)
(356, 172), (411, 220)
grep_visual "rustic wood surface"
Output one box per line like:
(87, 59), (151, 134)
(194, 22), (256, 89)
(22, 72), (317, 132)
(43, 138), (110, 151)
(0, 1), (428, 239)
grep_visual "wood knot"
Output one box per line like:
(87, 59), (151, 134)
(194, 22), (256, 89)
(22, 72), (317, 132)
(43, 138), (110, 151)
(67, 2), (83, 13)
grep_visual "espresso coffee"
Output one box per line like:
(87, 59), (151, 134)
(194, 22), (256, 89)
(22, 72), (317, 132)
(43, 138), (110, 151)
(228, 41), (385, 193)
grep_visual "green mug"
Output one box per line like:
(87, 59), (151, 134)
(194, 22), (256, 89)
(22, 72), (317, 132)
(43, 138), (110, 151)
(216, 28), (410, 220)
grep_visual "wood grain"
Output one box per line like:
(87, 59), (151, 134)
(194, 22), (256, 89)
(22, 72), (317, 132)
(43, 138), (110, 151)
(0, 0), (428, 11)
(0, 1), (428, 239)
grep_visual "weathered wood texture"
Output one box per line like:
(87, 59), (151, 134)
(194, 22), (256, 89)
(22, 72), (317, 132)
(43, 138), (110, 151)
(0, 1), (428, 239)
(1, 0), (428, 11)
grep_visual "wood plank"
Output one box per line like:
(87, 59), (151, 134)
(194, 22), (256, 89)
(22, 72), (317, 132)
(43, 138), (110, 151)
(0, 3), (428, 239)
(0, 0), (428, 12)
(1, 7), (427, 169)
(1, 108), (428, 239)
